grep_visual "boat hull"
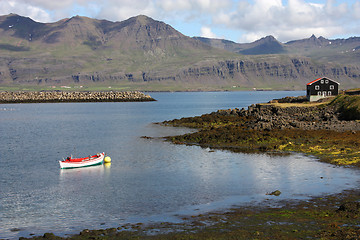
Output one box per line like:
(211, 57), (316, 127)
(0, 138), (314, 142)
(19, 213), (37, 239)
(59, 152), (105, 169)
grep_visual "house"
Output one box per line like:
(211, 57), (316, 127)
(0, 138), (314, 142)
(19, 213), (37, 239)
(306, 77), (339, 102)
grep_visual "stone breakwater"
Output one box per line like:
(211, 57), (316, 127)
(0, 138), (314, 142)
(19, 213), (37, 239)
(0, 91), (156, 103)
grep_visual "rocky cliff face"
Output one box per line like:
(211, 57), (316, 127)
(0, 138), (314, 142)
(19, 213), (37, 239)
(2, 56), (360, 89)
(179, 58), (360, 88)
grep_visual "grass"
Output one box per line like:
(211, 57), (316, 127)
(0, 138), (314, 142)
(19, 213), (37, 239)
(167, 127), (360, 167)
(260, 101), (329, 108)
(330, 95), (360, 120)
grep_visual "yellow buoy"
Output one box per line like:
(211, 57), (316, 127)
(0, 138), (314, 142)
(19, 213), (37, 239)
(104, 156), (111, 163)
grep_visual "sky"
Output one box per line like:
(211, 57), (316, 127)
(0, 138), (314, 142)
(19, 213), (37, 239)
(0, 0), (359, 43)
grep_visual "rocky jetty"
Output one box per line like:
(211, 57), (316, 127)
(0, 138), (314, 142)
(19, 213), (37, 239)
(216, 96), (360, 132)
(0, 91), (155, 103)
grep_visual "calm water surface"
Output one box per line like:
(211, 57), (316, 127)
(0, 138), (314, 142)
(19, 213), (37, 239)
(1, 91), (360, 239)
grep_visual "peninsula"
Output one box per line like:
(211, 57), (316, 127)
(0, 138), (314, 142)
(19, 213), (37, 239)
(162, 94), (360, 167)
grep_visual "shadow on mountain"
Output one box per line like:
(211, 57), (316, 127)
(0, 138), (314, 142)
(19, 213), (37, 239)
(239, 40), (285, 55)
(0, 43), (29, 51)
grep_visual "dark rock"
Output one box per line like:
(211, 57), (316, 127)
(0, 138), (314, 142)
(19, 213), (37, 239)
(231, 101), (360, 132)
(337, 202), (360, 214)
(267, 190), (281, 196)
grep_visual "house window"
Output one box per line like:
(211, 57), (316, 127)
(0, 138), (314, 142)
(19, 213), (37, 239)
(321, 79), (324, 84)
(318, 91), (322, 96)
(330, 85), (334, 90)
(325, 79), (329, 84)
(315, 85), (320, 90)
(328, 91), (332, 96)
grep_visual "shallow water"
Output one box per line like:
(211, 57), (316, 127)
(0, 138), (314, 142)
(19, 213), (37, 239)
(1, 91), (359, 239)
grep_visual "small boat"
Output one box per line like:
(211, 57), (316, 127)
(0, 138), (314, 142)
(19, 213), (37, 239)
(59, 152), (105, 169)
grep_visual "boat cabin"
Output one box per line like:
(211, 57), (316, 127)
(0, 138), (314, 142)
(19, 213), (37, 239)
(306, 77), (339, 102)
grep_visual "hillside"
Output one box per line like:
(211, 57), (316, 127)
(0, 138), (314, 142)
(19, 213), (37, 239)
(194, 35), (285, 55)
(0, 14), (360, 91)
(196, 34), (360, 67)
(330, 94), (360, 120)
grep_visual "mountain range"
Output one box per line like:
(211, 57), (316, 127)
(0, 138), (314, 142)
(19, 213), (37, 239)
(1, 13), (360, 91)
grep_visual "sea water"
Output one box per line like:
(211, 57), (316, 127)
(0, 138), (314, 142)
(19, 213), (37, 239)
(1, 91), (359, 239)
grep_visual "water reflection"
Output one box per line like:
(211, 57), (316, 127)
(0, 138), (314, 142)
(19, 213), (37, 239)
(59, 164), (106, 181)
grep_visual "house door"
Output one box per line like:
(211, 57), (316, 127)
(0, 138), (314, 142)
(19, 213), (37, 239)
(322, 91), (327, 97)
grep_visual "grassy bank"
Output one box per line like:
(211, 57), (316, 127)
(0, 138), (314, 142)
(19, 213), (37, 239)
(163, 95), (360, 167)
(167, 126), (360, 167)
(330, 94), (360, 120)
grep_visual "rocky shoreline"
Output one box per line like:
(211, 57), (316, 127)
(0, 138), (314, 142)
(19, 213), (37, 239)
(163, 95), (360, 167)
(20, 189), (360, 240)
(0, 91), (155, 103)
(216, 96), (360, 132)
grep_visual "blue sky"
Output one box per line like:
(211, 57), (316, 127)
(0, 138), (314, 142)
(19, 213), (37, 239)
(0, 0), (359, 43)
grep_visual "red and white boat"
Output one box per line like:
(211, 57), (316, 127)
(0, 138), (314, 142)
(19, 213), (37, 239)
(59, 152), (105, 169)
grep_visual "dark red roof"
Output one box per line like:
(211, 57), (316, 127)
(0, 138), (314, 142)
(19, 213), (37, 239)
(306, 77), (340, 86)
(307, 77), (323, 85)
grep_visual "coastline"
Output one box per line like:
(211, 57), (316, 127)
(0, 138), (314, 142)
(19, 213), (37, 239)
(19, 94), (360, 239)
(0, 91), (156, 103)
(162, 95), (360, 167)
(20, 190), (360, 239)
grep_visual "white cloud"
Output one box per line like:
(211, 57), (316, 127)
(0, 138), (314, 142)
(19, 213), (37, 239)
(0, 0), (51, 22)
(215, 0), (360, 42)
(158, 0), (231, 13)
(0, 0), (359, 42)
(241, 32), (264, 43)
(11, 0), (73, 10)
(158, 0), (192, 11)
(200, 26), (218, 38)
(353, 2), (360, 19)
(97, 0), (158, 22)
